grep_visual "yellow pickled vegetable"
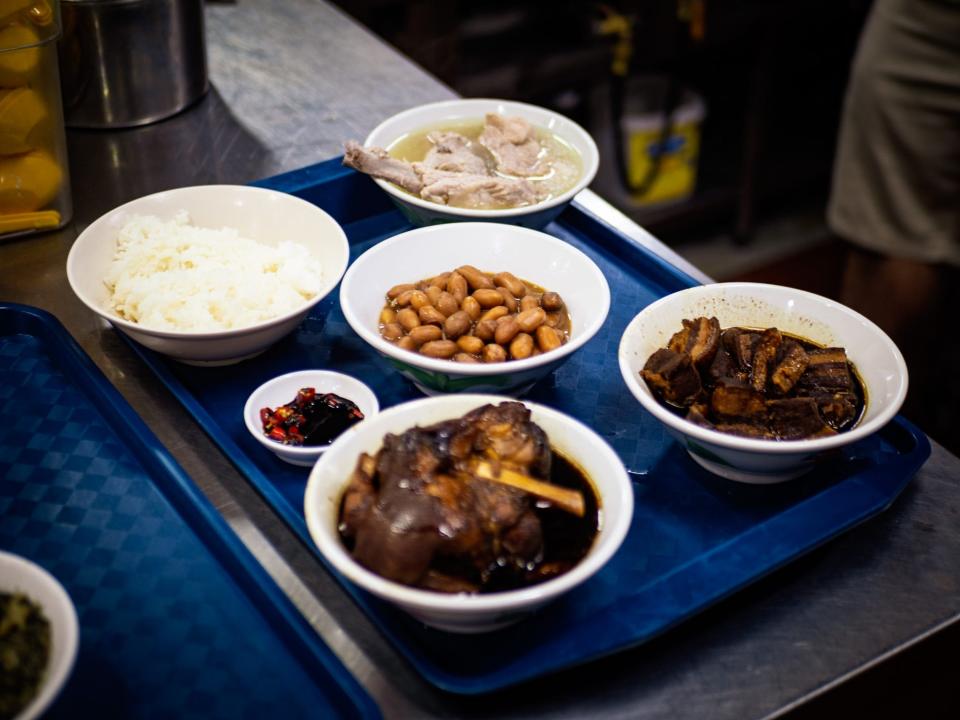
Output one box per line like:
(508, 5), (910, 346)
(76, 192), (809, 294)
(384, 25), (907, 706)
(0, 87), (46, 154)
(0, 149), (61, 212)
(0, 1), (36, 29)
(0, 24), (40, 88)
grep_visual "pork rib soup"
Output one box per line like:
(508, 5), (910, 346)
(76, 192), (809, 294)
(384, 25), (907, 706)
(343, 114), (582, 210)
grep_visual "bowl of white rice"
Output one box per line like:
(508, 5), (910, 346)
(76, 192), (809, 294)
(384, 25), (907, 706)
(67, 185), (350, 365)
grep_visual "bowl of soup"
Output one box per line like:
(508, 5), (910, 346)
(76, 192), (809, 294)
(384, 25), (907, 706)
(303, 395), (633, 633)
(618, 283), (909, 483)
(345, 98), (599, 228)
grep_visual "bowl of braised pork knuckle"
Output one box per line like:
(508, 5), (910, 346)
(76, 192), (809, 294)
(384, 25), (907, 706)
(303, 395), (633, 633)
(339, 221), (610, 396)
(342, 98), (599, 228)
(618, 283), (909, 484)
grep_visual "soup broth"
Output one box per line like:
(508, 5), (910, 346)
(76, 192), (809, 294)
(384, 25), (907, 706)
(387, 119), (583, 209)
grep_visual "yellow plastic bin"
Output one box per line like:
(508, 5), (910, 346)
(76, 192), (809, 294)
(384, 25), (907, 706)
(621, 78), (706, 206)
(0, 0), (71, 238)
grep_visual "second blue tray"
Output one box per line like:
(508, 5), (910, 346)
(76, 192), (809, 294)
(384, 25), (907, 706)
(0, 303), (378, 719)
(126, 159), (930, 694)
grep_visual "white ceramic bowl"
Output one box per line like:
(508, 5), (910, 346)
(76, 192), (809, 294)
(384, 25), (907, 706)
(618, 282), (909, 484)
(66, 185), (350, 365)
(243, 370), (379, 466)
(339, 222), (610, 396)
(304, 394), (633, 633)
(362, 98), (600, 228)
(0, 551), (79, 720)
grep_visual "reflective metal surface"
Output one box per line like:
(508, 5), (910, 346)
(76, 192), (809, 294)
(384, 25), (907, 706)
(1, 1), (958, 717)
(59, 0), (208, 127)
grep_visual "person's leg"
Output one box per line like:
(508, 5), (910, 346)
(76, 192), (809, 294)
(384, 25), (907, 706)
(829, 0), (960, 267)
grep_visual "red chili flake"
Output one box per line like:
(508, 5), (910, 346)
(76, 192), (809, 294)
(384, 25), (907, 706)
(260, 386), (365, 447)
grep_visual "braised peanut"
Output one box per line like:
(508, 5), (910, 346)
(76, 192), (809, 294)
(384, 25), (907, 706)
(409, 290), (430, 310)
(443, 311), (472, 339)
(387, 283), (415, 299)
(516, 307), (547, 333)
(425, 285), (442, 307)
(408, 325), (443, 346)
(436, 291), (459, 317)
(418, 305), (447, 325)
(395, 289), (416, 307)
(473, 288), (505, 308)
(396, 309), (420, 331)
(456, 335), (484, 354)
(541, 291), (564, 311)
(482, 344), (507, 363)
(420, 340), (458, 358)
(382, 322), (404, 340)
(447, 272), (468, 303)
(520, 294), (541, 312)
(379, 307), (397, 325)
(494, 315), (521, 345)
(427, 271), (451, 289)
(474, 318), (498, 342)
(510, 332), (534, 360)
(535, 325), (562, 352)
(497, 287), (518, 313)
(493, 272), (527, 298)
(480, 305), (510, 323)
(461, 295), (482, 320)
(457, 265), (495, 290)
(379, 266), (571, 365)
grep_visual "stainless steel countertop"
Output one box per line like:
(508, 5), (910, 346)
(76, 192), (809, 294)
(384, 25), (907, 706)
(2, 1), (958, 717)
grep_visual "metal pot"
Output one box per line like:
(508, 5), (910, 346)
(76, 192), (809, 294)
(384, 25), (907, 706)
(59, 0), (208, 128)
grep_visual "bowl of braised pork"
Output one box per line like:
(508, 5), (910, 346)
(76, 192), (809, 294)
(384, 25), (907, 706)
(618, 283), (909, 483)
(303, 395), (633, 633)
(339, 221), (610, 396)
(342, 98), (599, 228)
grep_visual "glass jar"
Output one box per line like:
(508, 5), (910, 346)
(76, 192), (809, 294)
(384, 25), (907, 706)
(0, 0), (72, 239)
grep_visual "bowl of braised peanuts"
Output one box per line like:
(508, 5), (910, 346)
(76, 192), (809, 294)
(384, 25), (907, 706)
(339, 222), (610, 395)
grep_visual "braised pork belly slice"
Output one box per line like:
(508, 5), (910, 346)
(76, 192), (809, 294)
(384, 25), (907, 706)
(666, 316), (721, 370)
(642, 348), (702, 406)
(721, 327), (760, 371)
(770, 339), (809, 394)
(767, 398), (837, 440)
(749, 328), (783, 393)
(709, 385), (767, 422)
(795, 348), (860, 430)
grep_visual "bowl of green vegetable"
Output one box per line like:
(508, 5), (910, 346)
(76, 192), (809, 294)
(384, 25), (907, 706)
(0, 551), (78, 720)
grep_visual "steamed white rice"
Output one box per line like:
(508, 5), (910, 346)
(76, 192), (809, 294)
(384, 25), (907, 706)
(104, 211), (323, 331)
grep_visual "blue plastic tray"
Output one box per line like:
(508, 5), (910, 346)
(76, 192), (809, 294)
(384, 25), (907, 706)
(125, 159), (931, 694)
(0, 303), (379, 719)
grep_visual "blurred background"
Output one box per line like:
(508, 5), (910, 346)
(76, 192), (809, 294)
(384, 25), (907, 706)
(334, 0), (960, 457)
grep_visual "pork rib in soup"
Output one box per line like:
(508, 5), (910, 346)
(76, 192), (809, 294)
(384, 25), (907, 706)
(343, 114), (582, 210)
